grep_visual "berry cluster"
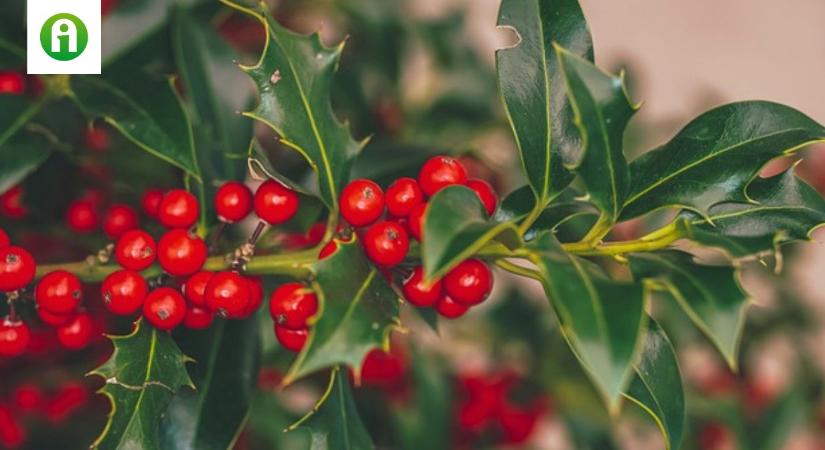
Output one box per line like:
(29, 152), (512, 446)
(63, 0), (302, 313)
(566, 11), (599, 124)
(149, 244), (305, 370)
(335, 155), (498, 319)
(0, 178), (302, 358)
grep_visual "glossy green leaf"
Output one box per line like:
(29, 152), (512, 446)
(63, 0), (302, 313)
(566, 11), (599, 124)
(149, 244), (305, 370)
(171, 7), (252, 184)
(284, 237), (400, 384)
(495, 184), (598, 242)
(0, 128), (53, 193)
(624, 320), (685, 450)
(225, 0), (366, 210)
(160, 316), (260, 450)
(629, 251), (750, 368)
(681, 168), (825, 258)
(496, 0), (593, 205)
(70, 74), (200, 179)
(528, 231), (646, 408)
(291, 367), (375, 450)
(90, 320), (194, 450)
(623, 101), (825, 219)
(0, 95), (43, 147)
(422, 185), (521, 280)
(555, 46), (636, 227)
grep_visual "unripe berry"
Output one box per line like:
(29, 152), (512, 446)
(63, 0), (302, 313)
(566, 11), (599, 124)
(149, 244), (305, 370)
(101, 270), (147, 315)
(435, 295), (468, 319)
(115, 230), (156, 271)
(363, 221), (409, 267)
(254, 180), (299, 225)
(205, 271), (251, 319)
(35, 270), (82, 315)
(418, 156), (468, 197)
(143, 287), (186, 330)
(66, 200), (99, 233)
(444, 259), (493, 306)
(56, 313), (94, 350)
(269, 282), (318, 329)
(182, 271), (214, 308)
(157, 229), (207, 277)
(402, 266), (442, 307)
(340, 179), (385, 226)
(141, 188), (164, 218)
(274, 324), (307, 352)
(385, 177), (423, 217)
(158, 189), (199, 229)
(0, 318), (30, 357)
(466, 179), (498, 216)
(0, 246), (35, 292)
(183, 306), (214, 330)
(215, 181), (253, 223)
(103, 204), (138, 239)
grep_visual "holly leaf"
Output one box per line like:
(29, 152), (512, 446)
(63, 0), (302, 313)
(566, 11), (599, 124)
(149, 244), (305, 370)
(290, 367), (375, 450)
(629, 251), (750, 368)
(0, 95), (43, 147)
(681, 168), (825, 258)
(422, 185), (521, 280)
(624, 319), (685, 450)
(160, 316), (260, 450)
(622, 101), (825, 219)
(70, 74), (200, 180)
(555, 46), (636, 229)
(496, 0), (593, 206)
(224, 0), (366, 211)
(89, 320), (194, 450)
(284, 237), (400, 384)
(495, 185), (598, 242)
(0, 128), (53, 193)
(527, 231), (646, 409)
(171, 7), (252, 184)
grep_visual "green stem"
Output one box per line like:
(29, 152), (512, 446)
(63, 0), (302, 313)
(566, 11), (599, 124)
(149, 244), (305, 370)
(563, 221), (684, 256)
(579, 212), (612, 244)
(495, 260), (543, 282)
(516, 200), (545, 236)
(36, 248), (318, 284)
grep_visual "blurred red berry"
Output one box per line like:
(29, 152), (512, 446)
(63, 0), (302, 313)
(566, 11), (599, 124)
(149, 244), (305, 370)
(466, 179), (497, 216)
(0, 186), (27, 219)
(12, 384), (43, 412)
(103, 204), (138, 239)
(0, 71), (25, 94)
(66, 200), (99, 233)
(56, 313), (93, 350)
(84, 126), (110, 152)
(435, 295), (468, 319)
(141, 188), (164, 218)
(0, 318), (30, 357)
(0, 403), (25, 448)
(36, 306), (74, 326)
(183, 306), (214, 330)
(0, 228), (8, 248)
(408, 203), (426, 241)
(274, 324), (307, 353)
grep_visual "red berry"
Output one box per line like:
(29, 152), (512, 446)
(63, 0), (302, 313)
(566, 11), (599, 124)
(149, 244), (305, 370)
(158, 189), (199, 229)
(361, 347), (406, 386)
(0, 403), (25, 447)
(0, 228), (8, 248)
(444, 259), (493, 306)
(102, 204), (138, 239)
(37, 306), (74, 326)
(101, 270), (147, 315)
(254, 180), (299, 225)
(0, 71), (25, 94)
(205, 271), (251, 319)
(143, 287), (186, 330)
(115, 230), (156, 271)
(363, 221), (409, 267)
(435, 295), (468, 319)
(0, 185), (27, 219)
(0, 246), (35, 292)
(274, 324), (307, 352)
(243, 276), (264, 317)
(466, 179), (497, 216)
(157, 229), (207, 276)
(385, 177), (423, 217)
(101, 0), (118, 16)
(305, 222), (326, 246)
(0, 318), (30, 357)
(141, 188), (164, 218)
(215, 181), (253, 223)
(65, 200), (99, 233)
(318, 240), (338, 260)
(183, 306), (214, 330)
(12, 384), (43, 412)
(418, 156), (468, 197)
(56, 313), (93, 350)
(269, 282), (318, 329)
(340, 179), (385, 226)
(182, 271), (214, 308)
(402, 266), (442, 307)
(408, 203), (426, 241)
(84, 126), (110, 152)
(35, 270), (82, 315)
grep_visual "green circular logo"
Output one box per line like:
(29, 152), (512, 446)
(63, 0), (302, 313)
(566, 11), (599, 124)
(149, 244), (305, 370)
(40, 13), (88, 61)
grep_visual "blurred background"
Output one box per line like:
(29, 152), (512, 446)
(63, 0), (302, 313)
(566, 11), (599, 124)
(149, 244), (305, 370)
(2, 0), (825, 449)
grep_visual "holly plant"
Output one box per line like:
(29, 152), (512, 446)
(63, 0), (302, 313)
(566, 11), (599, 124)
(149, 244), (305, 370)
(1, 0), (824, 449)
